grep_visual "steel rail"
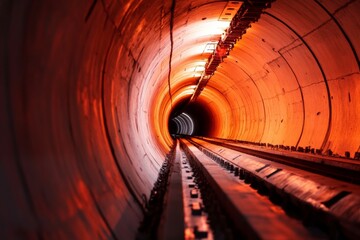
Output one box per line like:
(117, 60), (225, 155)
(196, 137), (360, 184)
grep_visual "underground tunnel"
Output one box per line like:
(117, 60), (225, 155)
(1, 0), (360, 239)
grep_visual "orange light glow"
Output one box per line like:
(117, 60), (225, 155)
(3, 0), (360, 238)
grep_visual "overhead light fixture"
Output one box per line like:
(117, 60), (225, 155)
(204, 42), (217, 53)
(194, 65), (205, 72)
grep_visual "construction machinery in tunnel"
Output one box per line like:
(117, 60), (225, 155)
(0, 0), (359, 239)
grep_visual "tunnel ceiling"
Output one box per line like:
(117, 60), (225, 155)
(1, 0), (359, 238)
(149, 0), (359, 155)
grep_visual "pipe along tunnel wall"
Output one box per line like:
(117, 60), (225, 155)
(0, 0), (359, 238)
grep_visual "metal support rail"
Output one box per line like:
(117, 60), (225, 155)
(190, 0), (274, 102)
(197, 137), (360, 184)
(138, 140), (213, 239)
(187, 137), (360, 239)
(180, 139), (323, 239)
(159, 141), (214, 239)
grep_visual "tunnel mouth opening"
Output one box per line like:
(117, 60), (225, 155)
(168, 99), (214, 138)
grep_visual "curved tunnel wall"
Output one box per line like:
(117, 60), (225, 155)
(0, 0), (359, 238)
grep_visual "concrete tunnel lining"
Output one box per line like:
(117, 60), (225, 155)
(1, 0), (359, 238)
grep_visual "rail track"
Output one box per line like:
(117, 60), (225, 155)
(138, 138), (360, 239)
(195, 136), (360, 184)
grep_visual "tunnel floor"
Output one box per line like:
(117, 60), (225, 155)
(138, 137), (360, 239)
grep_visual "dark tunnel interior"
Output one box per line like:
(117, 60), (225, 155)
(1, 0), (359, 239)
(168, 100), (214, 136)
